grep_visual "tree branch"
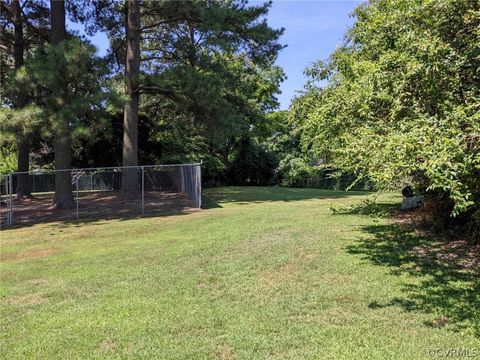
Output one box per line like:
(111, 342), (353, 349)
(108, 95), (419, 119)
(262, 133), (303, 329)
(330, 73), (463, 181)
(141, 16), (183, 31)
(137, 84), (176, 98)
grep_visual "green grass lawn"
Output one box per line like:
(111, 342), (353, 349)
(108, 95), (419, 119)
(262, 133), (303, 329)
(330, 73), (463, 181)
(1, 187), (479, 359)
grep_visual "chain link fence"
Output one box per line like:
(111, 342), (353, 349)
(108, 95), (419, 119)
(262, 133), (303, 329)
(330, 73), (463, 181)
(0, 164), (201, 229)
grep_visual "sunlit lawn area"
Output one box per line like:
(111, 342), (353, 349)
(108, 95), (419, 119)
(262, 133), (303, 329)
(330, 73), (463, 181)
(1, 187), (479, 359)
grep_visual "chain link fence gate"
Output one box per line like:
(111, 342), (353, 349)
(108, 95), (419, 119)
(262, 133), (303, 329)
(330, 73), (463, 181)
(0, 163), (202, 229)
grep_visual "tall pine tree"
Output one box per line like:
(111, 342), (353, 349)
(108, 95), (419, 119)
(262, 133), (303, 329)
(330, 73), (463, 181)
(121, 0), (141, 193)
(51, 0), (75, 208)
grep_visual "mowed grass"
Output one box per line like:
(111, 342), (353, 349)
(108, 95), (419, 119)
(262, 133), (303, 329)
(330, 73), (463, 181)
(1, 187), (478, 359)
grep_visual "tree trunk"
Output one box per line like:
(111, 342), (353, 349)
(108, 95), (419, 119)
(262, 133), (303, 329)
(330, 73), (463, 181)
(121, 0), (141, 195)
(12, 0), (31, 198)
(51, 0), (74, 208)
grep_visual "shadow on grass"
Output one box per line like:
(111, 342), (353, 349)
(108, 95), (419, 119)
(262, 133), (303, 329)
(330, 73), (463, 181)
(203, 186), (371, 209)
(1, 186), (369, 231)
(1, 208), (196, 232)
(0, 193), (198, 231)
(348, 223), (480, 336)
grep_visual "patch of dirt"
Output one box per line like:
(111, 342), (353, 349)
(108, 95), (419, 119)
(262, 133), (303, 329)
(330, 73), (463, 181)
(413, 239), (480, 272)
(215, 345), (233, 360)
(99, 341), (116, 351)
(394, 210), (479, 273)
(4, 293), (46, 306)
(431, 316), (451, 328)
(1, 248), (59, 262)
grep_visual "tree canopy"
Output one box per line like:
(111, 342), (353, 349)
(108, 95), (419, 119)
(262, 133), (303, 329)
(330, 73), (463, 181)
(293, 0), (480, 216)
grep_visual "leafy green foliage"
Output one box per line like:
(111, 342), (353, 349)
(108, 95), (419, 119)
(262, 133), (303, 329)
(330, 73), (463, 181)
(0, 145), (17, 174)
(278, 155), (314, 184)
(278, 157), (374, 191)
(295, 0), (480, 216)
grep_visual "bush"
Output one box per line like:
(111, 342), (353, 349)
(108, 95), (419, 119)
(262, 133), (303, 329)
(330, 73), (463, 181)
(278, 155), (373, 191)
(0, 146), (17, 174)
(329, 197), (390, 218)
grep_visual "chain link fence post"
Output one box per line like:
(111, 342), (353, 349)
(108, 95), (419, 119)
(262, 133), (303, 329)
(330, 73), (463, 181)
(5, 174), (8, 226)
(4, 174), (8, 227)
(198, 164), (202, 208)
(8, 173), (13, 226)
(141, 166), (145, 215)
(76, 175), (79, 221)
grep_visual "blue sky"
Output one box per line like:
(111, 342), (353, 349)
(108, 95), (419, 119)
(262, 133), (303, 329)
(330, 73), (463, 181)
(68, 0), (362, 110)
(265, 1), (361, 109)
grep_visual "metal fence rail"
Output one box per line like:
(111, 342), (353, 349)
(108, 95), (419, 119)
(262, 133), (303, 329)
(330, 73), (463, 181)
(0, 163), (201, 229)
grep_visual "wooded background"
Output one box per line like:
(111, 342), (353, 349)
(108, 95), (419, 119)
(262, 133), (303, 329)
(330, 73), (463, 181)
(1, 0), (478, 233)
